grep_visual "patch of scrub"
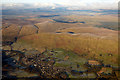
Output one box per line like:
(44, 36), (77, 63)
(95, 22), (118, 30)
(56, 32), (62, 34)
(67, 32), (75, 34)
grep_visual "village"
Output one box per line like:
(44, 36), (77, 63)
(2, 48), (119, 79)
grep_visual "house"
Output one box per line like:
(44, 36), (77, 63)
(97, 67), (112, 76)
(88, 60), (101, 66)
(64, 56), (69, 61)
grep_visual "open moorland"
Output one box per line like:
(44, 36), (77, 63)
(2, 8), (119, 79)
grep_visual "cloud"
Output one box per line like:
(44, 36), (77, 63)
(2, 0), (119, 10)
(58, 0), (118, 10)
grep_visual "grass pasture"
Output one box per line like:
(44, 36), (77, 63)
(13, 33), (118, 67)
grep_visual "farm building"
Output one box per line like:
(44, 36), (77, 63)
(97, 67), (112, 76)
(88, 60), (101, 66)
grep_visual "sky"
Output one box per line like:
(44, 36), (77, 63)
(2, 0), (119, 4)
(2, 0), (120, 10)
